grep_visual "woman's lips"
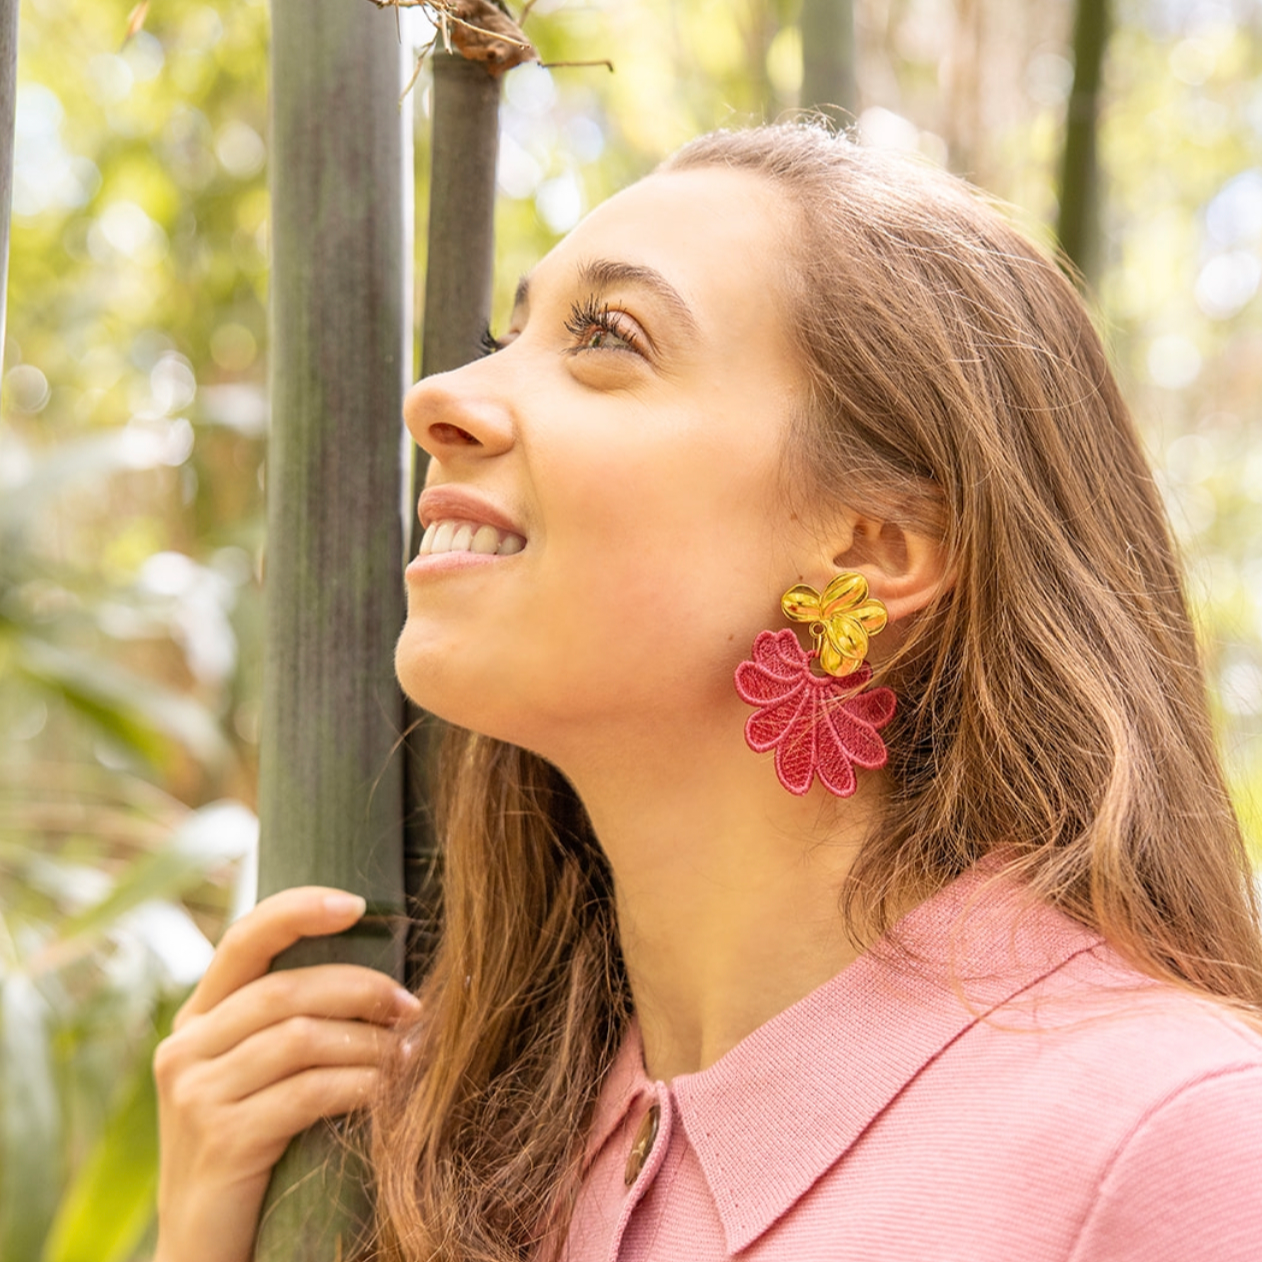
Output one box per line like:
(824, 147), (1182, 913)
(408, 489), (527, 578)
(418, 485), (524, 537)
(405, 547), (510, 578)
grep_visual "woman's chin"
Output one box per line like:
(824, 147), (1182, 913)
(394, 622), (454, 715)
(395, 625), (522, 744)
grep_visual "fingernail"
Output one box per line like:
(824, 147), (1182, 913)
(394, 986), (422, 1010)
(324, 892), (367, 918)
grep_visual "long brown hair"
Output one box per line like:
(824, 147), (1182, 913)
(370, 124), (1262, 1261)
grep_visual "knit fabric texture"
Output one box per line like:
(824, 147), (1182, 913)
(565, 863), (1262, 1261)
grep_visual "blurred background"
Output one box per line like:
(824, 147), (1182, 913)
(2, 0), (1261, 1256)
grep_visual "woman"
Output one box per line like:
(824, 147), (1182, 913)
(153, 125), (1262, 1262)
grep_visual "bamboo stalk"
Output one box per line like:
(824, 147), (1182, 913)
(0, 0), (19, 375)
(419, 51), (501, 382)
(403, 48), (502, 983)
(253, 0), (411, 1252)
(800, 0), (857, 130)
(1056, 0), (1112, 286)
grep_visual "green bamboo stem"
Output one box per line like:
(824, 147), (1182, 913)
(1056, 0), (1112, 286)
(403, 50), (502, 983)
(254, 0), (411, 1253)
(799, 0), (857, 130)
(0, 0), (19, 373)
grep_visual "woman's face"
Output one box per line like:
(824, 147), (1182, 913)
(396, 167), (821, 758)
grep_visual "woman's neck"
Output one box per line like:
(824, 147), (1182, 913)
(558, 716), (888, 1081)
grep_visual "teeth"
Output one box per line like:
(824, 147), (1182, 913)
(419, 518), (527, 557)
(471, 525), (499, 554)
(431, 521), (455, 553)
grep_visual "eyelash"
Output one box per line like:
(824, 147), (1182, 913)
(479, 295), (646, 358)
(563, 295), (644, 355)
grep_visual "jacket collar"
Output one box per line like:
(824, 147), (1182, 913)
(584, 860), (1103, 1254)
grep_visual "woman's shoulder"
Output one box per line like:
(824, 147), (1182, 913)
(956, 930), (1262, 1114)
(943, 880), (1262, 1084)
(870, 863), (1262, 1118)
(973, 940), (1262, 1262)
(827, 895), (1262, 1261)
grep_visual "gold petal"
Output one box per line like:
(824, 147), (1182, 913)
(825, 618), (867, 662)
(781, 584), (823, 623)
(818, 638), (862, 677)
(851, 600), (889, 634)
(820, 572), (868, 615)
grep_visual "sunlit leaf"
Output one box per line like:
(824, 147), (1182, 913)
(15, 638), (231, 769)
(42, 1046), (160, 1262)
(0, 974), (62, 1262)
(43, 801), (255, 956)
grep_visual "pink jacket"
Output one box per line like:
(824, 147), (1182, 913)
(566, 863), (1262, 1261)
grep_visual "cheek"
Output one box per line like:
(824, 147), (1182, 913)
(533, 438), (787, 676)
(396, 402), (797, 740)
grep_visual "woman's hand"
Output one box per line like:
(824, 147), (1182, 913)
(151, 887), (420, 1262)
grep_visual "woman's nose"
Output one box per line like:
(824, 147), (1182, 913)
(403, 365), (515, 461)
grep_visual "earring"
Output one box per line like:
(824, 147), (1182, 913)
(734, 572), (896, 797)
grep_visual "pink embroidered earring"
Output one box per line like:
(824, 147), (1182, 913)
(734, 572), (896, 797)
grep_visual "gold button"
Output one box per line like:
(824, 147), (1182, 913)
(623, 1102), (661, 1187)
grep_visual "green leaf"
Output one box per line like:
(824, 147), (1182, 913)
(55, 802), (256, 947)
(41, 1052), (160, 1262)
(14, 638), (230, 770)
(0, 974), (62, 1262)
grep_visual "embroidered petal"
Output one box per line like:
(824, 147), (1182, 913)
(822, 697), (889, 770)
(735, 632), (810, 706)
(814, 707), (859, 797)
(842, 685), (897, 728)
(772, 699), (818, 795)
(734, 659), (801, 706)
(734, 630), (896, 798)
(744, 687), (809, 753)
(750, 629), (808, 677)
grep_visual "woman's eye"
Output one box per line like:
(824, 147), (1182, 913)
(577, 323), (633, 352)
(564, 296), (645, 356)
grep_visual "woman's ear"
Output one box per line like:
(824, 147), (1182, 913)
(818, 513), (953, 623)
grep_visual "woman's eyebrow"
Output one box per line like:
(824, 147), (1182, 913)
(511, 260), (701, 339)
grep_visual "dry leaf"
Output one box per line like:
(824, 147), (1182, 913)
(123, 0), (150, 45)
(443, 0), (538, 77)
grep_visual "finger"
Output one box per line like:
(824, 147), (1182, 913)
(208, 1017), (400, 1103)
(163, 1066), (384, 1195)
(230, 1065), (382, 1150)
(177, 887), (368, 1025)
(172, 965), (419, 1061)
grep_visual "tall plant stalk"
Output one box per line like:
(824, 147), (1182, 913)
(403, 47), (503, 982)
(1, 0), (19, 374)
(253, 0), (411, 1253)
(799, 0), (857, 129)
(1057, 0), (1112, 286)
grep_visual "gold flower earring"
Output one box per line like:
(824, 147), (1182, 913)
(734, 572), (896, 796)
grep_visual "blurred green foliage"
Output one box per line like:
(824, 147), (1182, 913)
(2, 0), (1261, 1257)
